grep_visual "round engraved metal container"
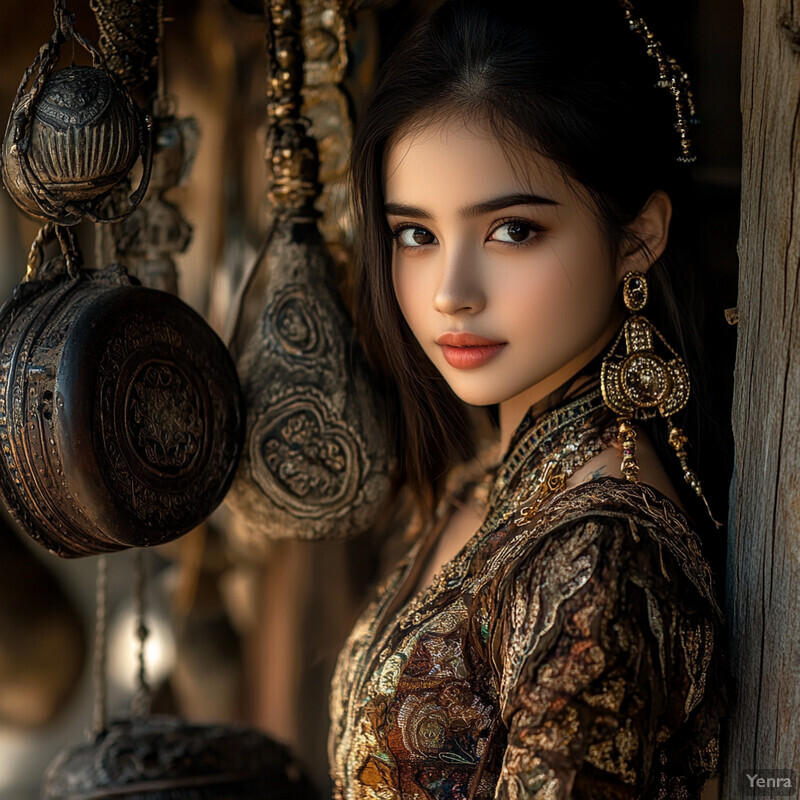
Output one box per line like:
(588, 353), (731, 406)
(41, 716), (320, 799)
(0, 263), (244, 557)
(1, 65), (142, 224)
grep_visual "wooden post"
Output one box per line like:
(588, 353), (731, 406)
(727, 1), (800, 796)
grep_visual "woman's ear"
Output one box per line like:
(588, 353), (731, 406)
(616, 190), (672, 279)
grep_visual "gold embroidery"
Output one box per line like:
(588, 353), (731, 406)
(328, 391), (728, 799)
(585, 715), (640, 783)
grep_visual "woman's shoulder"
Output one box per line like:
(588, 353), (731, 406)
(498, 476), (724, 624)
(484, 477), (731, 791)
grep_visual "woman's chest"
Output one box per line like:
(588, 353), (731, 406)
(407, 498), (488, 602)
(330, 591), (504, 800)
(332, 499), (531, 728)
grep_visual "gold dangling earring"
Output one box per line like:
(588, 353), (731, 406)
(600, 271), (721, 527)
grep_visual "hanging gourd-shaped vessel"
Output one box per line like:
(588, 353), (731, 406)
(41, 716), (320, 799)
(0, 2), (151, 225)
(0, 229), (244, 557)
(224, 0), (392, 548)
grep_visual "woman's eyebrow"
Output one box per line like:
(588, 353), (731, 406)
(384, 193), (559, 220)
(384, 201), (432, 219)
(460, 193), (559, 218)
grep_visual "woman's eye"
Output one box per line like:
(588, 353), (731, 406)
(489, 220), (540, 244)
(394, 226), (437, 247)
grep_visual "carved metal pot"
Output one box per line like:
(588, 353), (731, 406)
(0, 262), (244, 557)
(41, 716), (320, 799)
(1, 65), (150, 225)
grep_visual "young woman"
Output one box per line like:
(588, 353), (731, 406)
(327, 1), (732, 797)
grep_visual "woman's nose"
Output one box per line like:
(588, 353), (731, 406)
(433, 248), (486, 315)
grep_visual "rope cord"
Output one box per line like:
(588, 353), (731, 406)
(131, 549), (152, 718)
(91, 554), (108, 737)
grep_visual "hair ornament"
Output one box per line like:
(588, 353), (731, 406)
(619, 0), (698, 163)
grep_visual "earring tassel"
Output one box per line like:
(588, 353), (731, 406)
(617, 418), (640, 483)
(667, 424), (723, 529)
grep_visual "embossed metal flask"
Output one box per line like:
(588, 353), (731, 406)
(0, 262), (244, 557)
(41, 716), (319, 799)
(228, 218), (392, 545)
(224, 0), (392, 547)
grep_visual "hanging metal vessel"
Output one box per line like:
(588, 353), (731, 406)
(41, 716), (320, 799)
(0, 3), (152, 225)
(229, 217), (392, 544)
(224, 0), (392, 548)
(0, 254), (244, 558)
(1, 65), (147, 224)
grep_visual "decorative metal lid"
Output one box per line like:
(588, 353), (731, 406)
(41, 716), (320, 799)
(0, 262), (244, 557)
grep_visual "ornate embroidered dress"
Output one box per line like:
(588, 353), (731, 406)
(328, 388), (729, 799)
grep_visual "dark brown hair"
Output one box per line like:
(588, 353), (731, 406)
(352, 0), (720, 517)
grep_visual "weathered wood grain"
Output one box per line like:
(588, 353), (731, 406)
(726, 0), (800, 795)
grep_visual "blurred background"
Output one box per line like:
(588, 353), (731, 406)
(0, 1), (742, 797)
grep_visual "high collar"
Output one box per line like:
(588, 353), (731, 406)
(488, 381), (615, 508)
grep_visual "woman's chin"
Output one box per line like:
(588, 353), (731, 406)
(443, 382), (508, 408)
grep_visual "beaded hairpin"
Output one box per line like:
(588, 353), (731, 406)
(619, 0), (698, 163)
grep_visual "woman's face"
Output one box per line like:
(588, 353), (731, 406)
(386, 118), (627, 427)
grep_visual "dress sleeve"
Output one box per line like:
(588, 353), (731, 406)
(488, 514), (728, 800)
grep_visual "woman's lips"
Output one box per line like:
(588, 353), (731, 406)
(436, 333), (506, 369)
